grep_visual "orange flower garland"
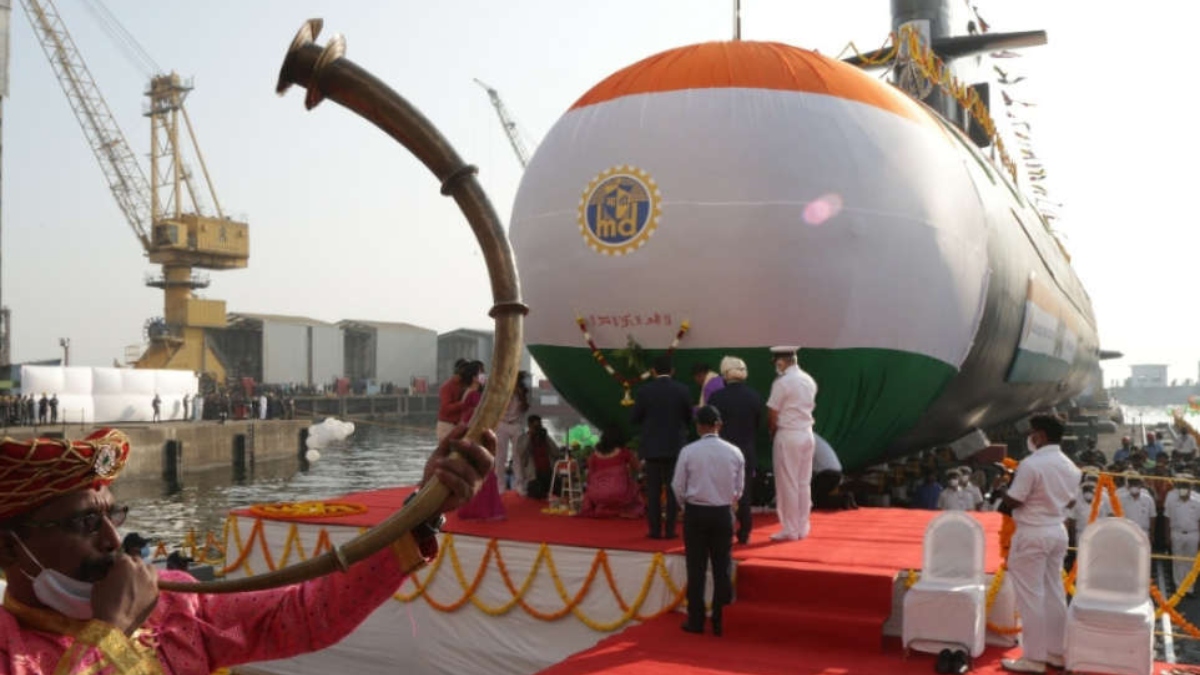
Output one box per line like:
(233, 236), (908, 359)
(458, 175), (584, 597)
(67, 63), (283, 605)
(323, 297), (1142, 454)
(574, 315), (691, 406)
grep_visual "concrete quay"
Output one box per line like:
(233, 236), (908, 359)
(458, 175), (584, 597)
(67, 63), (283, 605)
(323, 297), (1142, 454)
(0, 419), (309, 482)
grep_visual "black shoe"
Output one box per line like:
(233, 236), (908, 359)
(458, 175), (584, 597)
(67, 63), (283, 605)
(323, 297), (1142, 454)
(680, 621), (704, 634)
(951, 650), (970, 674)
(935, 649), (954, 674)
(712, 608), (723, 637)
(647, 532), (663, 540)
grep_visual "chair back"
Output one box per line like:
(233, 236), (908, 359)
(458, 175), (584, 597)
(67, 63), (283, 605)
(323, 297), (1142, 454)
(921, 511), (985, 584)
(1076, 517), (1150, 604)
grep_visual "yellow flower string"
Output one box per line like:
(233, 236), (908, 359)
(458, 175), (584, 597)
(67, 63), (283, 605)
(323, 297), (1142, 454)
(574, 315), (691, 406)
(221, 516), (686, 632)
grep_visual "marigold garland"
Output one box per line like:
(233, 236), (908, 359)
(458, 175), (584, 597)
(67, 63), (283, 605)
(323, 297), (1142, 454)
(248, 500), (368, 520)
(221, 515), (686, 632)
(574, 315), (690, 406)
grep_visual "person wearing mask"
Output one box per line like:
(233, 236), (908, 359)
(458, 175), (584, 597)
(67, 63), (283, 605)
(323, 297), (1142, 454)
(1115, 471), (1156, 542)
(495, 371), (532, 493)
(1176, 426), (1199, 461)
(765, 346), (818, 541)
(707, 356), (764, 543)
(1000, 414), (1080, 673)
(0, 426), (492, 674)
(912, 470), (943, 510)
(456, 363), (505, 521)
(672, 406), (743, 637)
(518, 416), (563, 499)
(436, 359), (470, 441)
(1165, 475), (1200, 594)
(937, 467), (976, 511)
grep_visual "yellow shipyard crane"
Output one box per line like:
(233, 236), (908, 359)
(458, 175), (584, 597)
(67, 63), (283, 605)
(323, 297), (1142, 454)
(20, 0), (247, 381)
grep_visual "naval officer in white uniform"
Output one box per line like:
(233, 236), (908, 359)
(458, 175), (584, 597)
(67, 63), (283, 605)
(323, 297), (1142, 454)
(1165, 474), (1200, 593)
(766, 345), (818, 541)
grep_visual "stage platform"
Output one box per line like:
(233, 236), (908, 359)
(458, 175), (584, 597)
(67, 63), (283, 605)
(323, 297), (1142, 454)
(223, 490), (1168, 675)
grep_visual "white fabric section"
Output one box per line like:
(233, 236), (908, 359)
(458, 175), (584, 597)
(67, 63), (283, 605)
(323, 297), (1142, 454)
(19, 366), (197, 422)
(230, 520), (689, 675)
(903, 511), (987, 656)
(1065, 518), (1154, 675)
(938, 488), (977, 511)
(1008, 524), (1069, 663)
(772, 429), (814, 539)
(511, 88), (989, 367)
(885, 572), (1019, 647)
(766, 365), (816, 431)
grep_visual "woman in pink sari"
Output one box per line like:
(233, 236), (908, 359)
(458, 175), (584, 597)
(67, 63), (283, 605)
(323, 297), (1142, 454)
(457, 361), (507, 521)
(580, 429), (644, 519)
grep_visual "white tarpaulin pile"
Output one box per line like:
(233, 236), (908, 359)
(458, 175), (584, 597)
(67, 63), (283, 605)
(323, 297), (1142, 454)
(20, 366), (198, 423)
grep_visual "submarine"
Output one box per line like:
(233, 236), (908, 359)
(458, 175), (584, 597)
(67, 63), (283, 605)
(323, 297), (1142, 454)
(509, 0), (1100, 471)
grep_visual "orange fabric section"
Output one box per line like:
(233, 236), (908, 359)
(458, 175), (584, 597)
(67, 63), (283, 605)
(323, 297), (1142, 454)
(570, 41), (936, 129)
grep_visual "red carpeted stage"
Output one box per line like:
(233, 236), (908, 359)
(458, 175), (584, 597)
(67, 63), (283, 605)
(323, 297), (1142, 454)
(238, 490), (1175, 675)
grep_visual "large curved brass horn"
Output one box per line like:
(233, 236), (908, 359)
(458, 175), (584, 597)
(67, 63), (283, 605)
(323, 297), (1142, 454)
(158, 19), (527, 593)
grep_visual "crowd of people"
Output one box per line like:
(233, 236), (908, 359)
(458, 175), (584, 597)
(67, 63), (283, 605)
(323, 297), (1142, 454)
(0, 393), (59, 427)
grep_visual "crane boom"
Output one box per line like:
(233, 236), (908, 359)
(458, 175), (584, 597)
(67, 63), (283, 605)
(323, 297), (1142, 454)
(474, 78), (530, 169)
(20, 0), (152, 249)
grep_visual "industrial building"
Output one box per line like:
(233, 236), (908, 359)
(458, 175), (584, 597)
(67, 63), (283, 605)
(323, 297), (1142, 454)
(207, 314), (524, 392)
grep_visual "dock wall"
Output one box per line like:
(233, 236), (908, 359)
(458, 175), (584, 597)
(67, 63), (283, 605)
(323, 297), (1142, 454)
(97, 420), (308, 481)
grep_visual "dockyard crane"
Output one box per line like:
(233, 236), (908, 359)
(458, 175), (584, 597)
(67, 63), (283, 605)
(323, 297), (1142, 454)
(474, 78), (533, 169)
(20, 0), (248, 382)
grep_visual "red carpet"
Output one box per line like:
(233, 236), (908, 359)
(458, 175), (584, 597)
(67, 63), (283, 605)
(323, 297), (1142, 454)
(243, 487), (1004, 570)
(245, 491), (1176, 675)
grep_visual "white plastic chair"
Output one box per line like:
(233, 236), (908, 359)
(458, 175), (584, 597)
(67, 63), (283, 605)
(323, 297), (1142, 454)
(1065, 518), (1154, 675)
(902, 511), (987, 657)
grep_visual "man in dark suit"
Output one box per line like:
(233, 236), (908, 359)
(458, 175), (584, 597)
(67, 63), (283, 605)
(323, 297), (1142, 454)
(707, 356), (763, 544)
(631, 354), (693, 539)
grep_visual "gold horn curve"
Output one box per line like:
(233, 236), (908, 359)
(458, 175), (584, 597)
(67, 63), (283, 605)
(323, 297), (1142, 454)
(158, 19), (527, 593)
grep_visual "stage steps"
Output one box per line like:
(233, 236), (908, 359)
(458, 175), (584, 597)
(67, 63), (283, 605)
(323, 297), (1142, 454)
(724, 558), (896, 650)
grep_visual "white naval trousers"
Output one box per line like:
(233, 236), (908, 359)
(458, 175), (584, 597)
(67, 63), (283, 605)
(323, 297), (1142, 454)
(1008, 523), (1069, 663)
(1172, 528), (1200, 590)
(773, 428), (815, 539)
(494, 421), (522, 493)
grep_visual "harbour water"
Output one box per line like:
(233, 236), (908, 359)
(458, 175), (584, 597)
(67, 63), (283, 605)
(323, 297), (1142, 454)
(114, 422), (440, 544)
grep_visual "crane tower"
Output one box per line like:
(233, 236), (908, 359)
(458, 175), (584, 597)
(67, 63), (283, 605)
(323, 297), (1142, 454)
(474, 79), (532, 169)
(20, 0), (247, 381)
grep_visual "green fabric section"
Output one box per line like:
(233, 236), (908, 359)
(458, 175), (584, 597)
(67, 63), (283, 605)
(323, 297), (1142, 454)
(529, 345), (957, 472)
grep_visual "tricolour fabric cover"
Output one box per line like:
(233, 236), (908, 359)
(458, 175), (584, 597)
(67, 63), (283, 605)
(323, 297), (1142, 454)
(1065, 518), (1154, 675)
(902, 511), (987, 656)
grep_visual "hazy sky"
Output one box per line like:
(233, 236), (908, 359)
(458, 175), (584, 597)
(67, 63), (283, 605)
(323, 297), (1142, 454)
(2, 1), (1195, 385)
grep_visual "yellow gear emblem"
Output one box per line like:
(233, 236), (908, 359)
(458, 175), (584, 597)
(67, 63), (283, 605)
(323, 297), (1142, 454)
(578, 166), (661, 256)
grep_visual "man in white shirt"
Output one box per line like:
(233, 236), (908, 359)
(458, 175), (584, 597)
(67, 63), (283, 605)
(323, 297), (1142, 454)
(1115, 471), (1156, 541)
(1176, 426), (1199, 460)
(766, 345), (818, 541)
(1000, 414), (1081, 674)
(1070, 472), (1111, 541)
(673, 405), (744, 637)
(1165, 475), (1200, 593)
(937, 468), (978, 511)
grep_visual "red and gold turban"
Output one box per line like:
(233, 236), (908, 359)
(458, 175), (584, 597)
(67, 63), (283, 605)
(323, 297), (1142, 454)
(0, 428), (130, 522)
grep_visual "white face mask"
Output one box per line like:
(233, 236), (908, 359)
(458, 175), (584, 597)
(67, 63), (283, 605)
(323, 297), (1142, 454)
(1082, 490), (1095, 503)
(1026, 436), (1038, 453)
(948, 478), (959, 489)
(476, 373), (487, 385)
(1129, 486), (1142, 499)
(12, 534), (95, 620)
